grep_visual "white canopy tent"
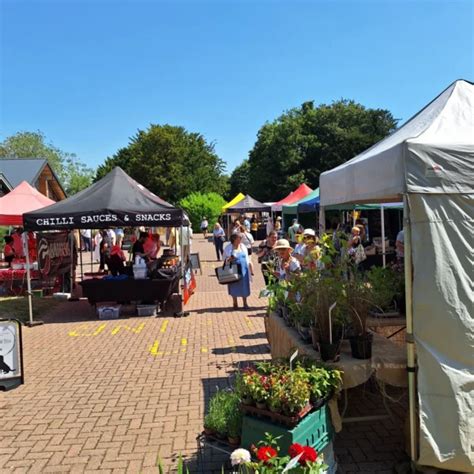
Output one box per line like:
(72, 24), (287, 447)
(320, 79), (474, 472)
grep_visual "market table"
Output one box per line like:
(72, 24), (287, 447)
(79, 276), (179, 305)
(264, 312), (408, 430)
(0, 269), (41, 296)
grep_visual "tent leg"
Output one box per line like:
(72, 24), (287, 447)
(91, 234), (94, 273)
(404, 195), (418, 470)
(319, 206), (326, 235)
(23, 232), (43, 327)
(69, 232), (79, 301)
(381, 206), (386, 268)
(79, 238), (84, 281)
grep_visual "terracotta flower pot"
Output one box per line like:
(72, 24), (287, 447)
(203, 427), (214, 437)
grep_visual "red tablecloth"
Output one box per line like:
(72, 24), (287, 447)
(0, 269), (41, 281)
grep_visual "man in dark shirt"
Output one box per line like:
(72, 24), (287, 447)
(132, 232), (148, 261)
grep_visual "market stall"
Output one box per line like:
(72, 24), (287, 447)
(225, 194), (271, 240)
(271, 183), (313, 213)
(23, 167), (186, 323)
(0, 181), (55, 295)
(319, 79), (474, 472)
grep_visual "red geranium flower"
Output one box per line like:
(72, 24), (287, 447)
(256, 446), (278, 464)
(289, 443), (304, 459)
(300, 446), (317, 465)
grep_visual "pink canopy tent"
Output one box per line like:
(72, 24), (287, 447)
(271, 183), (313, 211)
(0, 180), (55, 226)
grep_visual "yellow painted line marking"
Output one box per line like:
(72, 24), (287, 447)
(201, 347), (208, 353)
(149, 340), (160, 355)
(111, 322), (146, 335)
(68, 323), (106, 337)
(181, 338), (187, 346)
(93, 323), (107, 336)
(160, 320), (169, 333)
(228, 337), (237, 352)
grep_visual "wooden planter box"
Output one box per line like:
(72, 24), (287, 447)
(241, 403), (333, 454)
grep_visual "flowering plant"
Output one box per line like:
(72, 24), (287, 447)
(235, 362), (341, 415)
(229, 433), (328, 473)
(243, 370), (272, 403)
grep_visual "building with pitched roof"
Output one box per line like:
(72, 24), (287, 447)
(0, 158), (66, 201)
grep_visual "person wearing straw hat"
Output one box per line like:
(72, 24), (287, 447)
(273, 238), (301, 281)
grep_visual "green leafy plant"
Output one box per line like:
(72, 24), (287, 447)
(366, 265), (403, 312)
(346, 272), (371, 335)
(179, 191), (226, 230)
(205, 390), (240, 437)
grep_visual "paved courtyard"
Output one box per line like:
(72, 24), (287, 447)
(0, 235), (408, 473)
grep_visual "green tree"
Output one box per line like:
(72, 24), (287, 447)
(228, 159), (250, 198)
(96, 124), (228, 203)
(246, 100), (398, 201)
(0, 130), (94, 195)
(178, 192), (226, 230)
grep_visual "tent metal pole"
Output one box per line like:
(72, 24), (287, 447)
(403, 194), (417, 470)
(319, 206), (326, 235)
(91, 234), (94, 273)
(23, 232), (34, 327)
(79, 238), (84, 281)
(381, 206), (386, 268)
(69, 232), (74, 296)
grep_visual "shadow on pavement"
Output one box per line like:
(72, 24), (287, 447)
(240, 332), (266, 339)
(212, 343), (270, 356)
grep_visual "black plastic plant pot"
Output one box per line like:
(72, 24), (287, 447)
(349, 333), (373, 359)
(319, 341), (340, 362)
(311, 326), (320, 351)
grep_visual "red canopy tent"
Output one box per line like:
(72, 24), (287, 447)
(0, 181), (55, 226)
(271, 183), (313, 211)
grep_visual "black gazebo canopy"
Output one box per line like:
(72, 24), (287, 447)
(226, 194), (271, 213)
(23, 167), (184, 231)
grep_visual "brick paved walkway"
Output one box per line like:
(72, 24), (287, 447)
(0, 234), (408, 473)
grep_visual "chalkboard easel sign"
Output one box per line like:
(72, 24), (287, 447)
(0, 319), (24, 390)
(189, 253), (202, 275)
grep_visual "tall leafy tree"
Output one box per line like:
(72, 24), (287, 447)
(246, 100), (398, 201)
(228, 159), (250, 198)
(96, 124), (228, 203)
(0, 130), (94, 195)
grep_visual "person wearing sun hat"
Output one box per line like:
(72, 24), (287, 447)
(273, 238), (301, 281)
(301, 229), (322, 270)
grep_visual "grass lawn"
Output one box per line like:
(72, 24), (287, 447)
(0, 296), (59, 323)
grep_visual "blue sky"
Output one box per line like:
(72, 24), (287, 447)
(1, 0), (473, 173)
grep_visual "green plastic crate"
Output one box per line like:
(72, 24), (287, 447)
(241, 404), (333, 454)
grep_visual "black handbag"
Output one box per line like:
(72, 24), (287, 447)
(215, 261), (242, 285)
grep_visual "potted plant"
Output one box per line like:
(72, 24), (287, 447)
(291, 302), (313, 343)
(347, 274), (373, 359)
(306, 365), (342, 408)
(267, 383), (284, 413)
(367, 266), (403, 316)
(235, 369), (254, 406)
(315, 276), (345, 362)
(203, 412), (217, 436)
(281, 370), (311, 416)
(205, 390), (239, 439)
(227, 408), (242, 446)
